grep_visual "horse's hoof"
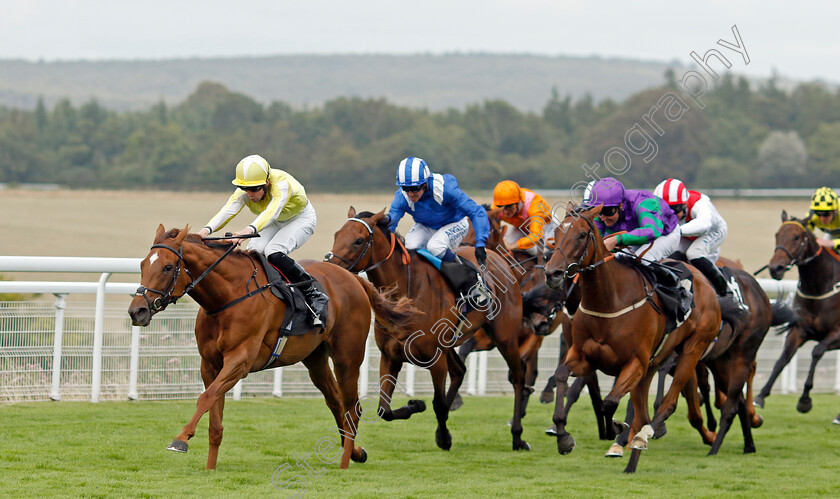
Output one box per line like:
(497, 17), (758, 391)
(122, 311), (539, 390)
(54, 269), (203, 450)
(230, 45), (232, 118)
(351, 448), (368, 463)
(833, 417), (840, 425)
(751, 414), (764, 428)
(753, 396), (765, 408)
(652, 423), (667, 439)
(557, 433), (576, 455)
(409, 399), (427, 413)
(167, 439), (189, 453)
(743, 445), (756, 454)
(507, 418), (513, 427)
(449, 393), (463, 411)
(514, 440), (531, 451)
(611, 420), (629, 437)
(629, 424), (654, 450)
(539, 391), (554, 404)
(545, 424), (558, 436)
(796, 398), (812, 413)
(605, 443), (624, 458)
(435, 429), (452, 451)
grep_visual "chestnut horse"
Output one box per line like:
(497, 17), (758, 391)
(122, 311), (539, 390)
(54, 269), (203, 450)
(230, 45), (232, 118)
(756, 211), (840, 420)
(328, 208), (530, 451)
(128, 225), (416, 470)
(545, 205), (721, 473)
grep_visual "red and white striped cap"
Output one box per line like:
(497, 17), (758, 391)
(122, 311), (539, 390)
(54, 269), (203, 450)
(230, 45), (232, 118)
(653, 178), (689, 206)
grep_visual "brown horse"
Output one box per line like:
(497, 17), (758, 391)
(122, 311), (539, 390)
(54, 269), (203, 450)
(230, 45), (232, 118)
(328, 208), (531, 451)
(756, 211), (840, 418)
(128, 225), (417, 470)
(454, 205), (563, 416)
(545, 205), (721, 473)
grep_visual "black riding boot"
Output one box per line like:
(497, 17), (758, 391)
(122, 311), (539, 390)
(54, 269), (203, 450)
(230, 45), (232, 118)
(268, 252), (329, 328)
(690, 257), (749, 311)
(689, 257), (728, 296)
(650, 263), (680, 289)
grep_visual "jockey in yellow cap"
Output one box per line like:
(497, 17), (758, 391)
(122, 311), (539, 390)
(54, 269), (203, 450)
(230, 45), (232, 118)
(806, 187), (840, 250)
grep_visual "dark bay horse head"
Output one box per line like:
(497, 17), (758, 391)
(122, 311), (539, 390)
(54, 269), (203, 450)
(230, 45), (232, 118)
(769, 210), (819, 280)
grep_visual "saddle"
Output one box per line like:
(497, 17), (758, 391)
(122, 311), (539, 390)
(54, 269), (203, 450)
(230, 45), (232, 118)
(618, 258), (694, 334)
(257, 253), (330, 337)
(415, 249), (489, 310)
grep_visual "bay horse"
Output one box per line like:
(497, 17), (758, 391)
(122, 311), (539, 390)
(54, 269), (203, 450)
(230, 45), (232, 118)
(328, 208), (531, 451)
(755, 211), (840, 419)
(453, 205), (564, 416)
(545, 204), (721, 473)
(128, 225), (417, 470)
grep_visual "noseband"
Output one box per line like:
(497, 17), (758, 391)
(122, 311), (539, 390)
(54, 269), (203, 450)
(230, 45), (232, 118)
(326, 217), (404, 274)
(555, 216), (598, 280)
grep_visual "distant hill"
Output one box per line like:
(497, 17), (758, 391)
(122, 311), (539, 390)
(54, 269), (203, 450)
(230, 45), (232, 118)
(0, 53), (692, 112)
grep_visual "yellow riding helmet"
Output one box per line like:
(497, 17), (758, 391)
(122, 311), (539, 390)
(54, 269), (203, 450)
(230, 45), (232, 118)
(810, 187), (839, 212)
(232, 155), (271, 188)
(494, 180), (522, 206)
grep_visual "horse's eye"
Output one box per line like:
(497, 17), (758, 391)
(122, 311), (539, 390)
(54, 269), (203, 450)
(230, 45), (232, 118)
(354, 238), (364, 246)
(163, 264), (174, 272)
(578, 233), (587, 240)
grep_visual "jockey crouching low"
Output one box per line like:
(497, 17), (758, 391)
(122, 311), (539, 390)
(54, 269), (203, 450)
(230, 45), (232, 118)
(654, 178), (748, 311)
(387, 156), (491, 306)
(492, 180), (557, 256)
(587, 177), (683, 290)
(197, 154), (328, 327)
(806, 187), (840, 250)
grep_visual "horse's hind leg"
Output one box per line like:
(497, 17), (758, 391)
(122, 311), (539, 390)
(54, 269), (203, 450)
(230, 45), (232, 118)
(449, 338), (476, 411)
(551, 361), (576, 454)
(495, 336), (530, 451)
(708, 361), (753, 455)
(330, 348), (371, 465)
(302, 343), (358, 469)
(798, 332), (840, 413)
(681, 370), (716, 446)
(697, 365), (717, 433)
(430, 359), (454, 451)
(377, 342), (425, 420)
(746, 360), (763, 427)
(754, 326), (806, 408)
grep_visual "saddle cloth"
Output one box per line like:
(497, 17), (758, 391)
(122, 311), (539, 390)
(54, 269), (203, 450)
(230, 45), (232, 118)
(257, 253), (330, 337)
(415, 250), (487, 309)
(619, 258), (695, 334)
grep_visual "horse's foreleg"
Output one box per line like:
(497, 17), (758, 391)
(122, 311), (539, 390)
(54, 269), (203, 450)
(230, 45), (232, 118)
(200, 360), (225, 470)
(430, 360), (453, 451)
(649, 345), (705, 433)
(445, 349), (467, 410)
(517, 335), (541, 419)
(623, 375), (656, 473)
(746, 360), (763, 427)
(329, 348), (370, 466)
(377, 352), (424, 420)
(798, 332), (840, 413)
(603, 357), (645, 440)
(697, 364), (717, 433)
(551, 361), (575, 454)
(754, 325), (806, 407)
(170, 345), (254, 455)
(497, 339), (530, 451)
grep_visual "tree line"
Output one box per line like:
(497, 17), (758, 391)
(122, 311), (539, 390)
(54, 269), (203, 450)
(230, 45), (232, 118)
(1, 73), (838, 192)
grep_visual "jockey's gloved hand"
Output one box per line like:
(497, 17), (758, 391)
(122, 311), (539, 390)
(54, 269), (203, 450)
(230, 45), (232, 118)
(475, 246), (487, 267)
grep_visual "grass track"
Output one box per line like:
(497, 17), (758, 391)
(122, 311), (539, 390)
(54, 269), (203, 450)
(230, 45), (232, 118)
(1, 394), (839, 497)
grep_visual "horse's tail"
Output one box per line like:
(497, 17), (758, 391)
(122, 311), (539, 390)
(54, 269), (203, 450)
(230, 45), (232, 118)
(354, 275), (420, 341)
(771, 292), (797, 334)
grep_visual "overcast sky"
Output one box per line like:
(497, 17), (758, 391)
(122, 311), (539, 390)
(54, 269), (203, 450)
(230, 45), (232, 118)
(2, 0), (838, 83)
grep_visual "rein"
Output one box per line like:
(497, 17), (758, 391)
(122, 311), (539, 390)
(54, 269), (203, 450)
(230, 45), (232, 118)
(135, 238), (270, 315)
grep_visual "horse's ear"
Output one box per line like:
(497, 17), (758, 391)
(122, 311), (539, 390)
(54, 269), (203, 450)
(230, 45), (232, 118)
(174, 225), (190, 245)
(154, 224), (167, 243)
(348, 206), (356, 218)
(781, 210), (788, 222)
(487, 206), (502, 218)
(371, 208), (387, 224)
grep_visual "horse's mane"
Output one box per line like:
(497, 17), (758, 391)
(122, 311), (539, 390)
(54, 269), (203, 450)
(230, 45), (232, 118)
(164, 228), (257, 261)
(356, 211), (405, 244)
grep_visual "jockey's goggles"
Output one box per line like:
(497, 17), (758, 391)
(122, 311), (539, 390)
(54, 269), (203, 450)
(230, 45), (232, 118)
(600, 205), (620, 217)
(670, 204), (686, 215)
(815, 210), (835, 217)
(242, 184), (265, 193)
(401, 184), (425, 193)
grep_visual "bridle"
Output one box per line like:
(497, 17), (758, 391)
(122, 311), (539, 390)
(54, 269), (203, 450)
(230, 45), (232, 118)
(325, 217), (408, 274)
(134, 241), (240, 314)
(554, 215), (613, 280)
(775, 221), (822, 270)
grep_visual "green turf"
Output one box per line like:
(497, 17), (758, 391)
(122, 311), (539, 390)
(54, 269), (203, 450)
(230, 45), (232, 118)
(1, 394), (839, 498)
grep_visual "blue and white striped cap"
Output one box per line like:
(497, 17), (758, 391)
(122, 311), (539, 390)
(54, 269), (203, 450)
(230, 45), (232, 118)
(396, 157), (431, 187)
